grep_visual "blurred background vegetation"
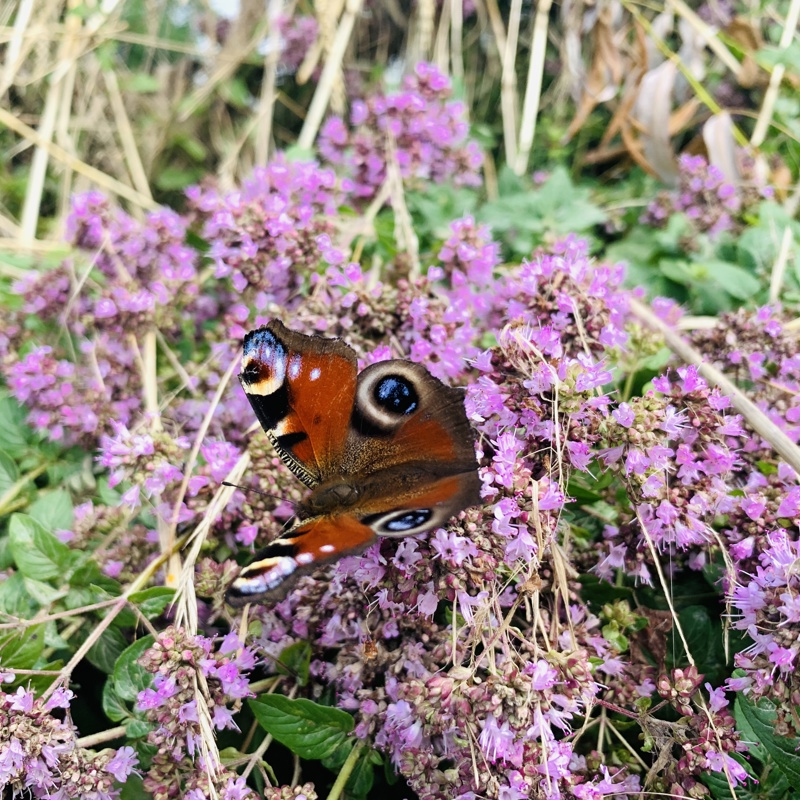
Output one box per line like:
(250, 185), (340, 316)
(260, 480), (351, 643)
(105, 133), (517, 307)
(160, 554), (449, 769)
(1, 0), (798, 317)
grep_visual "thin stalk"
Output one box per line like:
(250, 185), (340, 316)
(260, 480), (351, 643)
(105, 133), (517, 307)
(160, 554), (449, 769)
(514, 0), (552, 175)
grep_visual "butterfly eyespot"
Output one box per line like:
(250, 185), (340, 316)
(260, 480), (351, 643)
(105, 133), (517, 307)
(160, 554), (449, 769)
(384, 509), (432, 530)
(355, 361), (428, 433)
(374, 376), (419, 415)
(363, 508), (435, 537)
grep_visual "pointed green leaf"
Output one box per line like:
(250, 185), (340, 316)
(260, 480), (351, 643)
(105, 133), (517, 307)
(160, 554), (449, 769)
(29, 489), (74, 533)
(249, 695), (354, 760)
(125, 719), (152, 739)
(0, 573), (37, 615)
(276, 640), (311, 686)
(0, 449), (19, 495)
(8, 514), (73, 580)
(88, 626), (129, 674)
(128, 587), (175, 619)
(112, 635), (155, 702)
(102, 679), (129, 723)
(0, 624), (45, 669)
(0, 396), (32, 453)
(735, 693), (800, 785)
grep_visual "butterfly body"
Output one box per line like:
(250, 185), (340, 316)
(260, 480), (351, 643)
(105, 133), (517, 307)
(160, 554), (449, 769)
(226, 320), (481, 606)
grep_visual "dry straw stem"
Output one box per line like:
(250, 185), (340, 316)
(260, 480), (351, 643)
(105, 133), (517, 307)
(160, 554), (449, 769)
(450, 0), (464, 84)
(498, 0), (521, 167)
(298, 0), (363, 150)
(18, 7), (82, 243)
(254, 0), (285, 166)
(513, 0), (552, 176)
(320, 0), (348, 114)
(171, 356), (247, 632)
(416, 0), (436, 60)
(629, 296), (800, 476)
(385, 133), (421, 278)
(0, 0), (37, 94)
(76, 725), (128, 749)
(37, 525), (192, 705)
(172, 451), (251, 633)
(751, 0), (800, 148)
(769, 225), (794, 305)
(102, 67), (153, 199)
(0, 105), (157, 212)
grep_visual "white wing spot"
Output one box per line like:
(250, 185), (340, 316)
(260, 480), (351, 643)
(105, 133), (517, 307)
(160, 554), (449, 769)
(310, 367), (321, 381)
(296, 552), (314, 565)
(320, 544), (335, 553)
(289, 355), (302, 380)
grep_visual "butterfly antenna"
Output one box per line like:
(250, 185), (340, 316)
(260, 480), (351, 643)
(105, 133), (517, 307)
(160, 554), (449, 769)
(222, 481), (296, 509)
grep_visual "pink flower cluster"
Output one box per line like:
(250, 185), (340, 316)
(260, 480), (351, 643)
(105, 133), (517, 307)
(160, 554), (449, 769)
(319, 63), (482, 200)
(0, 681), (137, 797)
(136, 627), (256, 799)
(643, 152), (772, 237)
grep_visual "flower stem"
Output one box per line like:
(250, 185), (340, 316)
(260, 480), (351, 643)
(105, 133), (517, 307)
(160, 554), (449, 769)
(325, 741), (367, 800)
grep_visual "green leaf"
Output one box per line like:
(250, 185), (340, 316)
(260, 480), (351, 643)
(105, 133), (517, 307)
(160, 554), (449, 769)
(667, 605), (726, 683)
(407, 184), (479, 242)
(735, 693), (800, 785)
(154, 166), (203, 191)
(0, 395), (33, 453)
(125, 718), (152, 739)
(0, 449), (19, 495)
(0, 624), (45, 669)
(120, 72), (161, 93)
(8, 514), (74, 580)
(284, 145), (317, 162)
(112, 635), (155, 702)
(29, 489), (74, 533)
(321, 739), (355, 772)
(96, 477), (122, 506)
(0, 573), (37, 615)
(102, 679), (130, 723)
(756, 41), (800, 76)
(119, 773), (147, 798)
(658, 258), (695, 287)
(276, 640), (312, 686)
(478, 166), (606, 255)
(88, 626), (129, 674)
(128, 587), (175, 619)
(44, 619), (70, 650)
(26, 580), (67, 608)
(0, 537), (11, 570)
(171, 132), (208, 162)
(64, 568), (120, 618)
(68, 560), (119, 592)
(703, 261), (762, 301)
(249, 695), (354, 760)
(220, 75), (251, 108)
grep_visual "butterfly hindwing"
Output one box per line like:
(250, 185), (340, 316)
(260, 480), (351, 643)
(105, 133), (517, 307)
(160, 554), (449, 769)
(225, 515), (377, 606)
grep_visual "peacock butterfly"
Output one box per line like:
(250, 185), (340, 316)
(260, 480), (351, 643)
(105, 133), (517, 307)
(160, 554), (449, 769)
(225, 320), (481, 606)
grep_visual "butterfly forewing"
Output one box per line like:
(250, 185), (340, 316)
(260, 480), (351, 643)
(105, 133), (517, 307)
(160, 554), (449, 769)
(239, 320), (358, 486)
